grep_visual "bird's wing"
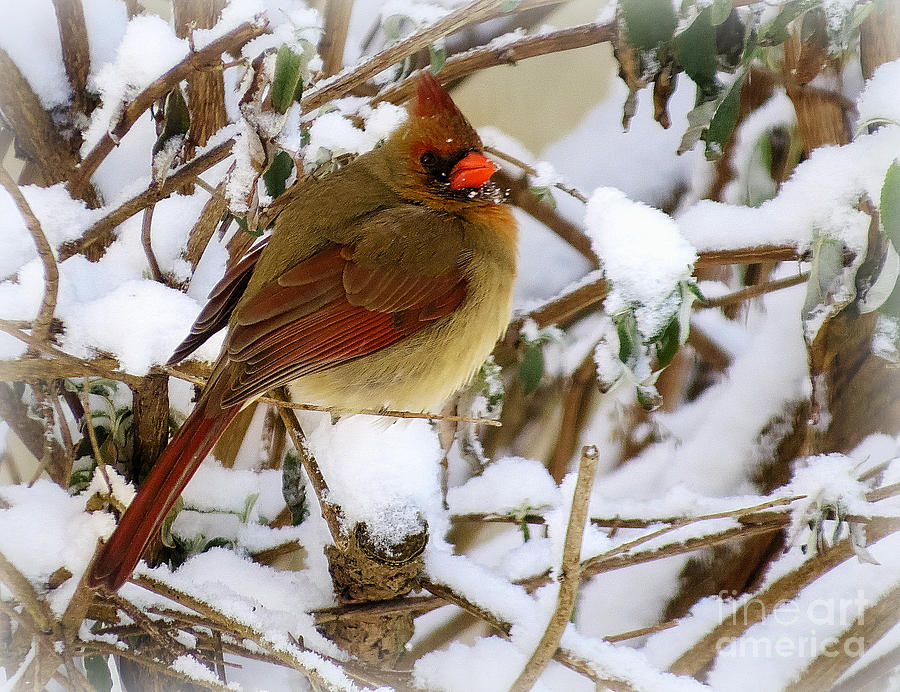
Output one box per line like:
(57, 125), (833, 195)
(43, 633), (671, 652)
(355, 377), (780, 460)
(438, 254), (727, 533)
(215, 245), (467, 408)
(168, 237), (271, 365)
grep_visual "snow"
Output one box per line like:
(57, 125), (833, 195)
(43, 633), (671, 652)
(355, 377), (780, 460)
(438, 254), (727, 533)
(706, 530), (900, 690)
(857, 58), (900, 128)
(170, 654), (239, 689)
(679, 125), (900, 254)
(447, 457), (560, 516)
(62, 278), (200, 375)
(0, 481), (114, 616)
(414, 636), (555, 692)
(585, 187), (697, 339)
(82, 14), (189, 154)
(304, 414), (446, 548)
(0, 1), (70, 109)
(131, 547), (341, 658)
(2, 3), (900, 690)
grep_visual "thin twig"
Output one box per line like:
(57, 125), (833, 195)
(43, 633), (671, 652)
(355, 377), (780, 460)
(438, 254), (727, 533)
(50, 391), (75, 482)
(71, 22), (267, 197)
(510, 445), (599, 692)
(79, 376), (114, 495)
(271, 388), (344, 544)
(160, 365), (502, 426)
(694, 245), (802, 266)
(698, 272), (810, 310)
(141, 204), (165, 282)
(603, 619), (679, 643)
(0, 165), (59, 344)
(493, 169), (598, 267)
(51, 0), (91, 114)
(484, 145), (589, 203)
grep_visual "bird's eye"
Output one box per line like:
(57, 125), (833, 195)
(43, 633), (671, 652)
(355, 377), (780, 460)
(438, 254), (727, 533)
(420, 152), (437, 169)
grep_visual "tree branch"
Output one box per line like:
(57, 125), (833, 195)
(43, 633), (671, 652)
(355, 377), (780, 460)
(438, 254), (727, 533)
(60, 138), (234, 260)
(374, 20), (618, 106)
(667, 517), (900, 676)
(0, 320), (143, 387)
(140, 205), (165, 283)
(51, 0), (91, 114)
(70, 21), (267, 198)
(271, 388), (345, 544)
(300, 0), (508, 112)
(319, 0), (355, 78)
(0, 48), (96, 204)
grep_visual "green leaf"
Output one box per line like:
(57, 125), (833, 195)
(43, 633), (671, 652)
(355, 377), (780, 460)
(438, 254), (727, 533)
(63, 378), (83, 393)
(382, 14), (406, 42)
(859, 242), (900, 314)
(679, 98), (720, 154)
(758, 0), (818, 46)
(880, 160), (900, 249)
(152, 88), (190, 155)
(621, 0), (677, 51)
(84, 655), (113, 692)
(802, 235), (848, 323)
(271, 45), (304, 114)
(636, 384), (662, 411)
(240, 492), (260, 523)
(263, 150), (294, 199)
(654, 314), (680, 368)
(282, 452), (309, 526)
(675, 7), (718, 97)
(519, 344), (545, 395)
(686, 281), (707, 303)
(428, 42), (446, 74)
(614, 311), (640, 369)
(703, 73), (745, 160)
(710, 0), (733, 25)
(530, 186), (556, 209)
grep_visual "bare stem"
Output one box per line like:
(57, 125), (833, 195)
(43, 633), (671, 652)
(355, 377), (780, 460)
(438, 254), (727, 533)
(510, 445), (599, 692)
(698, 272), (810, 310)
(270, 388), (345, 544)
(0, 165), (59, 344)
(141, 204), (166, 283)
(484, 145), (589, 203)
(319, 0), (355, 77)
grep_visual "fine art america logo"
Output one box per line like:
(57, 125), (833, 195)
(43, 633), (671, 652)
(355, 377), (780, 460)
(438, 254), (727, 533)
(714, 590), (869, 660)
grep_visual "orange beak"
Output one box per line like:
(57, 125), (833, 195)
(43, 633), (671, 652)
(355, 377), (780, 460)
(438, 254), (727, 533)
(449, 152), (498, 190)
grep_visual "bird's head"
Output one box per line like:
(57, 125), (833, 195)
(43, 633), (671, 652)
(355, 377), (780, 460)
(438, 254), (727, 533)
(382, 72), (503, 211)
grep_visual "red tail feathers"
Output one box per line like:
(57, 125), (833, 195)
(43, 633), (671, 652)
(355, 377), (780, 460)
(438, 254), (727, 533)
(89, 395), (241, 591)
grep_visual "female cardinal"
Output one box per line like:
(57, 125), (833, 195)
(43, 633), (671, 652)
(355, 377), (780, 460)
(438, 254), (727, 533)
(89, 72), (517, 590)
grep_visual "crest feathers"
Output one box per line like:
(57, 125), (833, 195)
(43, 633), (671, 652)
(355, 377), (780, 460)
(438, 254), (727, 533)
(414, 71), (460, 118)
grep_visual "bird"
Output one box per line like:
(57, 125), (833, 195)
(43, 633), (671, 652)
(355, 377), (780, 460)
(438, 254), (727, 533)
(88, 72), (518, 591)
